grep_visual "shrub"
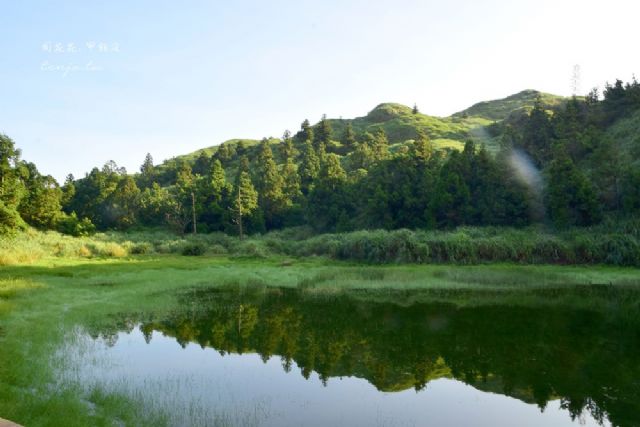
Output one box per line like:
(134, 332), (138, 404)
(0, 201), (27, 236)
(182, 242), (206, 256)
(56, 213), (96, 237)
(130, 242), (153, 255)
(100, 243), (128, 257)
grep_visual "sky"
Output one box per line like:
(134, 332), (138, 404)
(1, 0), (639, 182)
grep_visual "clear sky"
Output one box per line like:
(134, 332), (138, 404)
(1, 0), (638, 182)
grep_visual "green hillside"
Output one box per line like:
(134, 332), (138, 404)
(453, 89), (567, 121)
(166, 90), (570, 168)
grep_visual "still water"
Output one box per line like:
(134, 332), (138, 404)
(61, 286), (639, 426)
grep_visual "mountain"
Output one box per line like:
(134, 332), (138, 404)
(453, 89), (567, 121)
(162, 89), (569, 170)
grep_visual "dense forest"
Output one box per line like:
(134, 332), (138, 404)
(1, 78), (639, 237)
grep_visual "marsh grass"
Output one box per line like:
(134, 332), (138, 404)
(3, 222), (640, 268)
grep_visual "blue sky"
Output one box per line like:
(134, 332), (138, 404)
(1, 0), (638, 181)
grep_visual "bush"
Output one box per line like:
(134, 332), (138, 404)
(130, 242), (153, 255)
(100, 243), (128, 257)
(56, 213), (96, 237)
(0, 201), (27, 236)
(182, 242), (206, 256)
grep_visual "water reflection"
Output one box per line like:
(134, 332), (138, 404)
(86, 286), (640, 427)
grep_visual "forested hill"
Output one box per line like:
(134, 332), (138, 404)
(1, 78), (639, 237)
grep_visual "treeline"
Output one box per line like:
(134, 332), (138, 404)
(1, 78), (639, 237)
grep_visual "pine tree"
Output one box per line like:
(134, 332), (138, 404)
(138, 153), (156, 189)
(372, 127), (389, 162)
(61, 174), (76, 211)
(342, 122), (357, 149)
(299, 140), (320, 194)
(209, 159), (229, 200)
(298, 119), (314, 143)
(232, 170), (258, 239)
(522, 96), (553, 166)
(193, 152), (211, 176)
(281, 130), (296, 161)
(256, 139), (286, 228)
(546, 146), (601, 227)
(282, 158), (301, 205)
(411, 128), (433, 162)
(314, 114), (332, 152)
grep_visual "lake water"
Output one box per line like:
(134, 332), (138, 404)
(59, 286), (639, 426)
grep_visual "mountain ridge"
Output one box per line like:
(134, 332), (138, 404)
(164, 89), (569, 167)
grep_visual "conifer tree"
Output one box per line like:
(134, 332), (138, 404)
(342, 122), (357, 149)
(411, 128), (433, 161)
(138, 153), (156, 189)
(299, 140), (320, 194)
(315, 114), (333, 152)
(372, 127), (390, 162)
(546, 146), (601, 227)
(298, 119), (314, 143)
(232, 170), (258, 239)
(256, 139), (286, 228)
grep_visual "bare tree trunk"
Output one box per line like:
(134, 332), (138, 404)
(191, 191), (197, 234)
(237, 186), (243, 240)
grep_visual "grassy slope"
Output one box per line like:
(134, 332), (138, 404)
(160, 90), (570, 172)
(452, 89), (566, 121)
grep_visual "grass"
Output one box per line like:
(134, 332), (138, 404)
(0, 227), (639, 426)
(3, 223), (640, 268)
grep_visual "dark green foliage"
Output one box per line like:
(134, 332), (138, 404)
(0, 200), (26, 235)
(137, 153), (156, 189)
(181, 242), (206, 256)
(341, 122), (357, 150)
(314, 114), (333, 152)
(546, 148), (601, 227)
(55, 212), (96, 236)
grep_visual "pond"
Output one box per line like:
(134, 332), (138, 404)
(58, 286), (639, 426)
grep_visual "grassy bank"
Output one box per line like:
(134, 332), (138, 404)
(2, 222), (640, 267)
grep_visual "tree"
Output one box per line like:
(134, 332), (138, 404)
(521, 97), (553, 166)
(0, 134), (26, 215)
(314, 114), (332, 152)
(282, 156), (301, 204)
(61, 174), (76, 211)
(256, 139), (286, 228)
(307, 154), (348, 231)
(342, 122), (357, 149)
(193, 152), (212, 176)
(430, 151), (472, 227)
(281, 130), (297, 161)
(231, 171), (258, 239)
(411, 128), (433, 162)
(299, 140), (320, 194)
(108, 175), (140, 229)
(349, 140), (374, 171)
(412, 103), (419, 114)
(138, 153), (156, 189)
(371, 127), (390, 162)
(173, 163), (198, 233)
(545, 146), (601, 227)
(297, 119), (314, 143)
(18, 162), (63, 229)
